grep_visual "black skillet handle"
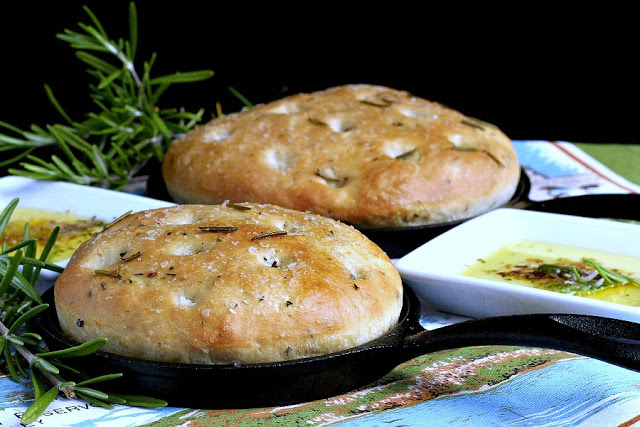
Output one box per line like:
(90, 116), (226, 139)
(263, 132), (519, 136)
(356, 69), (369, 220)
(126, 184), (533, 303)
(403, 313), (640, 372)
(522, 193), (640, 220)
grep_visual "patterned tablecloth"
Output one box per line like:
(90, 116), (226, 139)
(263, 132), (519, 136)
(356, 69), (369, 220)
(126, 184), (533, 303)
(1, 140), (640, 427)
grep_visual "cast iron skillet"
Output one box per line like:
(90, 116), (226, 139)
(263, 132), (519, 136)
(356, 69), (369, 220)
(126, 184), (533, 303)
(358, 169), (531, 258)
(32, 284), (640, 409)
(359, 170), (640, 258)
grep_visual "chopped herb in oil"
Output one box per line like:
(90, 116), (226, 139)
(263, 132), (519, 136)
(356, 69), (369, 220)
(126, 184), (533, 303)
(1, 207), (106, 262)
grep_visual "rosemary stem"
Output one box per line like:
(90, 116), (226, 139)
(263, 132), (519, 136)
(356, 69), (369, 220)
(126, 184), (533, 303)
(125, 60), (142, 87)
(0, 320), (74, 398)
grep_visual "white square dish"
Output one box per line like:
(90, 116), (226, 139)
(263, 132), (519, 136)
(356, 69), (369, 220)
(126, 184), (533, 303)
(395, 208), (640, 323)
(0, 176), (174, 274)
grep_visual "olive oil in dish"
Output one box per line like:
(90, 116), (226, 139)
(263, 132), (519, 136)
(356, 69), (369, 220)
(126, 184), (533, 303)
(2, 207), (105, 262)
(463, 240), (640, 307)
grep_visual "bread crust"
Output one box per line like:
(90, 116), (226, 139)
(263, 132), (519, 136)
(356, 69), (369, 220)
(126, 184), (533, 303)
(162, 84), (520, 228)
(54, 203), (403, 364)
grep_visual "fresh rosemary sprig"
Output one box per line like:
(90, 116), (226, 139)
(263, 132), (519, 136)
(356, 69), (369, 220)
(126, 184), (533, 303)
(0, 198), (166, 425)
(582, 258), (640, 287)
(0, 2), (213, 190)
(537, 258), (640, 295)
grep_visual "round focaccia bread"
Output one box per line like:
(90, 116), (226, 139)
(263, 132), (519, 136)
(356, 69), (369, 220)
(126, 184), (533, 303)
(162, 84), (520, 229)
(54, 203), (403, 365)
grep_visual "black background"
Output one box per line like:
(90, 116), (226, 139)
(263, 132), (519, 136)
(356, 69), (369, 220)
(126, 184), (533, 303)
(0, 1), (637, 144)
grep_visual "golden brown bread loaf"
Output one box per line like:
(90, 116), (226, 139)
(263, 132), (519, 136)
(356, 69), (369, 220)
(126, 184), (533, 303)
(162, 84), (520, 229)
(54, 203), (403, 364)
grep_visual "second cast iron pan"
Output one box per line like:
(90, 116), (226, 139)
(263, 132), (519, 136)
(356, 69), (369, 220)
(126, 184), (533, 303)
(360, 170), (640, 258)
(32, 284), (640, 409)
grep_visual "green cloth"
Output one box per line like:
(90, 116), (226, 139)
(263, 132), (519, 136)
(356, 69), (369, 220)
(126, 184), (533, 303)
(574, 143), (640, 186)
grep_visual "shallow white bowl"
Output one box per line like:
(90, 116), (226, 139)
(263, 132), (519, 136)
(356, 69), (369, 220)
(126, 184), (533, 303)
(0, 176), (174, 276)
(395, 208), (640, 323)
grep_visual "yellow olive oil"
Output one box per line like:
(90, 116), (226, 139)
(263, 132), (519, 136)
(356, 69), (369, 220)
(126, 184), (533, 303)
(462, 240), (640, 306)
(1, 207), (106, 262)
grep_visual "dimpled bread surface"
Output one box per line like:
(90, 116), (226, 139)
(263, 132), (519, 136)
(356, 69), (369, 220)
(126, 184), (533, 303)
(162, 84), (520, 229)
(54, 203), (403, 364)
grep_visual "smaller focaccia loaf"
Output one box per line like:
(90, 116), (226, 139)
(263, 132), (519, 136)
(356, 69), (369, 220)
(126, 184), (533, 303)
(54, 203), (403, 364)
(162, 84), (520, 229)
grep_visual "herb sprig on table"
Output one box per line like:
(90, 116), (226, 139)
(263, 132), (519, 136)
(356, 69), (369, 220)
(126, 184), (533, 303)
(0, 2), (213, 190)
(0, 198), (167, 425)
